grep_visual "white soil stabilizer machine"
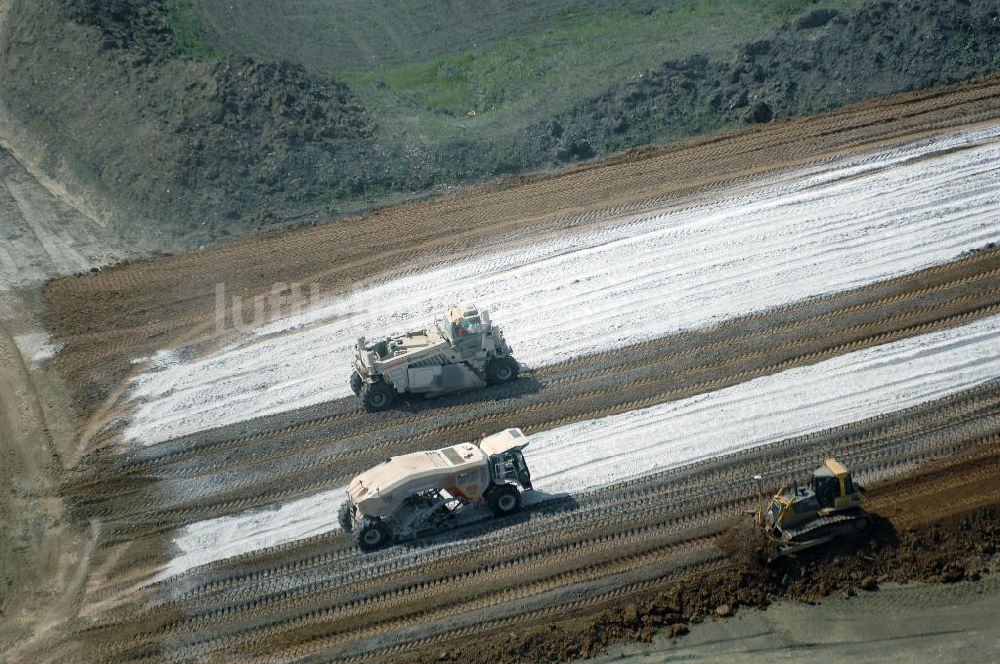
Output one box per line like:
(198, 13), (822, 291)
(756, 458), (872, 562)
(349, 304), (520, 412)
(338, 428), (533, 552)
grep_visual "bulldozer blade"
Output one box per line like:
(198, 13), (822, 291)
(767, 535), (835, 563)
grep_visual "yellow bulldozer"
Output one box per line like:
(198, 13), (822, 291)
(755, 458), (872, 562)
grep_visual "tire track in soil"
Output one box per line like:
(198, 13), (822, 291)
(65, 249), (1000, 544)
(80, 383), (1000, 662)
(40, 79), (1000, 663)
(42, 77), (1000, 430)
(79, 250), (1000, 480)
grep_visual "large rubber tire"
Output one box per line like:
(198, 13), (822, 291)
(485, 483), (521, 517)
(361, 380), (396, 412)
(355, 517), (391, 552)
(485, 356), (520, 384)
(349, 371), (363, 396)
(338, 501), (354, 533)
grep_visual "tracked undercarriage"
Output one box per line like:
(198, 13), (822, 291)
(757, 458), (872, 562)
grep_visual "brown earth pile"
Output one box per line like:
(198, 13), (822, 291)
(415, 446), (1000, 663)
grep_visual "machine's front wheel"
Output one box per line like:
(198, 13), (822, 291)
(349, 371), (363, 396)
(486, 356), (520, 384)
(355, 517), (391, 552)
(361, 381), (396, 412)
(485, 483), (522, 517)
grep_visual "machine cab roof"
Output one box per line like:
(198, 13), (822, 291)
(479, 427), (529, 456)
(349, 442), (487, 501)
(438, 303), (489, 345)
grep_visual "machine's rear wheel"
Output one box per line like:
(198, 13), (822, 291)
(485, 483), (521, 517)
(338, 501), (354, 533)
(355, 517), (391, 552)
(349, 371), (363, 396)
(361, 381), (396, 412)
(486, 356), (519, 384)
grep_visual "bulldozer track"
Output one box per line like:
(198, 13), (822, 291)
(99, 525), (729, 661)
(866, 439), (1000, 528)
(77, 288), (1000, 540)
(132, 398), (997, 618)
(165, 390), (1000, 604)
(82, 251), (1000, 483)
(39, 79), (1000, 662)
(80, 380), (1000, 662)
(318, 554), (729, 664)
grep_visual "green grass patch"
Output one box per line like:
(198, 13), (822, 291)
(345, 0), (862, 120)
(167, 0), (221, 59)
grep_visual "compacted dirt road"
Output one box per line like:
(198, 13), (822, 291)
(0, 308), (89, 661)
(0, 139), (117, 660)
(3, 76), (999, 662)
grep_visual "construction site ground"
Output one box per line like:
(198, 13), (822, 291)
(1, 76), (999, 662)
(597, 573), (1000, 663)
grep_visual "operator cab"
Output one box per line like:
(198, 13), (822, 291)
(480, 428), (532, 490)
(812, 458), (861, 508)
(440, 303), (487, 351)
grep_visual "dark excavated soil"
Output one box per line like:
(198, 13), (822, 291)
(1, 0), (998, 249)
(414, 454), (1000, 664)
(552, 0), (1000, 158)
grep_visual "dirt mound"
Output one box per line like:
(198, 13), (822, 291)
(174, 57), (375, 224)
(66, 0), (176, 59)
(67, 0), (377, 225)
(418, 506), (997, 664)
(550, 0), (1000, 159)
(3, 0), (999, 250)
(0, 0), (377, 249)
(782, 510), (997, 595)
